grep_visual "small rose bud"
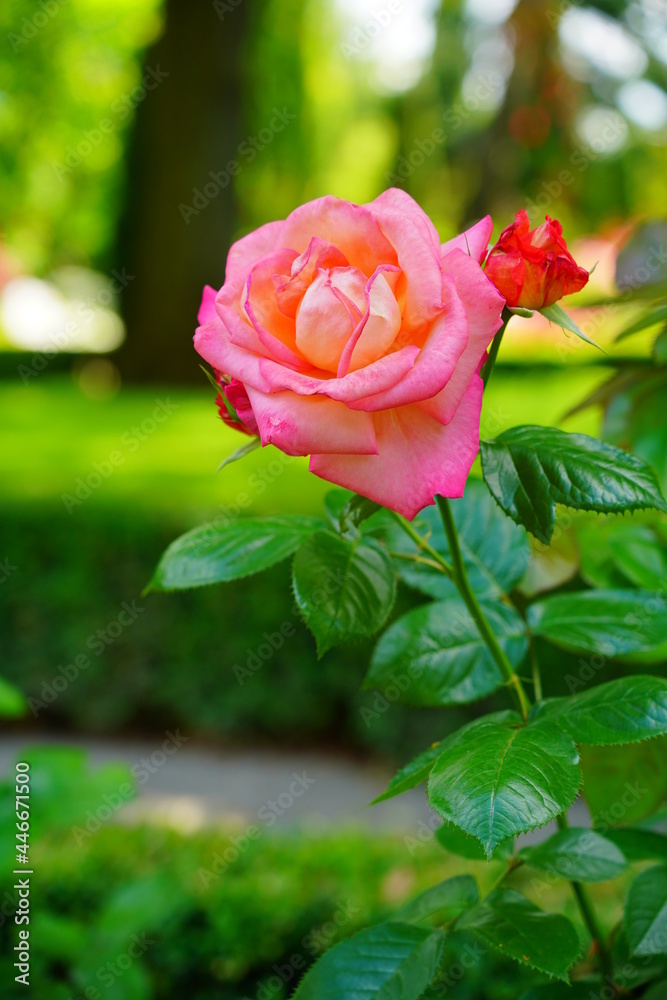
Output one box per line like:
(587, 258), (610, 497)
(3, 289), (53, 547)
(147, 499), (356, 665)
(215, 374), (258, 436)
(484, 209), (589, 309)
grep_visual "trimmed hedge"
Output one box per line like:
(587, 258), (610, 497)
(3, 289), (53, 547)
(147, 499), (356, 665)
(0, 823), (582, 1000)
(0, 504), (454, 758)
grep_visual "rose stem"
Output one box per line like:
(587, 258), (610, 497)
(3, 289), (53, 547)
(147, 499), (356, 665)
(435, 495), (531, 721)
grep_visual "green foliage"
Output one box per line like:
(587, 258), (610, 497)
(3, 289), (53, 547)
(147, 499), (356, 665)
(576, 519), (667, 591)
(148, 515), (324, 591)
(435, 823), (513, 862)
(605, 828), (667, 865)
(519, 829), (627, 883)
(569, 338), (667, 495)
(218, 437), (261, 471)
(533, 677), (667, 746)
(0, 675), (26, 717)
(625, 866), (667, 957)
(0, 0), (163, 272)
(0, 747), (134, 870)
(540, 303), (601, 350)
(366, 597), (525, 707)
(376, 479), (530, 601)
(0, 505), (442, 760)
(0, 826), (461, 999)
(643, 981), (667, 1000)
(324, 489), (383, 532)
(291, 923), (446, 1000)
(580, 739), (667, 827)
(292, 530), (396, 655)
(615, 302), (667, 343)
(480, 426), (667, 544)
(372, 743), (445, 804)
(520, 985), (595, 1000)
(527, 592), (667, 660)
(458, 888), (581, 981)
(394, 875), (479, 925)
(427, 712), (581, 858)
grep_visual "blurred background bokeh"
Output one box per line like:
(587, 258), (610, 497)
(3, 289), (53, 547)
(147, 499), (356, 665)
(1, 0), (666, 996)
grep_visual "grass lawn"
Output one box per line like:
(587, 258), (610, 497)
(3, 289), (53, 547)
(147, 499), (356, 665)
(0, 365), (608, 519)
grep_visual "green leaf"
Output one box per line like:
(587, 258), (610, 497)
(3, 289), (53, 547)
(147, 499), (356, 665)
(615, 302), (667, 342)
(365, 597), (526, 707)
(379, 479), (529, 601)
(372, 743), (444, 804)
(427, 712), (581, 858)
(607, 527), (667, 592)
(594, 368), (667, 497)
(394, 875), (479, 925)
(625, 866), (667, 956)
(527, 591), (667, 659)
(458, 888), (581, 981)
(540, 301), (602, 350)
(654, 329), (667, 363)
(577, 520), (667, 591)
(217, 436), (260, 471)
(0, 676), (26, 718)
(581, 738), (667, 826)
(291, 922), (446, 1000)
(519, 828), (627, 882)
(324, 490), (381, 533)
(533, 677), (667, 746)
(520, 982), (595, 1000)
(293, 531), (396, 655)
(342, 493), (383, 528)
(610, 929), (667, 989)
(324, 489), (353, 530)
(147, 515), (323, 591)
(480, 425), (667, 544)
(605, 828), (667, 864)
(643, 981), (667, 1000)
(435, 823), (513, 861)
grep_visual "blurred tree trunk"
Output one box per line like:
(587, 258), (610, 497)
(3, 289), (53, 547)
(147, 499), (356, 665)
(114, 0), (255, 383)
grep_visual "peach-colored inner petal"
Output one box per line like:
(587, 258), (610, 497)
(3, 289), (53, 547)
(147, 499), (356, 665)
(295, 265), (401, 374)
(274, 237), (349, 318)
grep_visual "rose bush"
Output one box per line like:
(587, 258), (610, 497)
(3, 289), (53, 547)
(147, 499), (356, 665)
(152, 200), (667, 997)
(195, 189), (504, 518)
(484, 207), (589, 309)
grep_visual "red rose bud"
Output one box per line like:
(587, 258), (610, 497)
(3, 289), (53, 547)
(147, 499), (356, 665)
(484, 209), (589, 309)
(215, 375), (259, 436)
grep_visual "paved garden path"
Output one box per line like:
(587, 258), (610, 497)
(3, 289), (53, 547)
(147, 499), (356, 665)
(0, 733), (588, 838)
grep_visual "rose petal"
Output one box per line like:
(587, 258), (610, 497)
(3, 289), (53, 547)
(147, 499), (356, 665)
(246, 387), (378, 457)
(295, 268), (361, 372)
(198, 285), (218, 326)
(309, 374), (484, 519)
(347, 273), (468, 412)
(366, 188), (443, 330)
(416, 249), (504, 424)
(226, 219), (287, 280)
(195, 315), (420, 401)
(274, 237), (349, 318)
(244, 250), (306, 366)
(369, 188), (441, 247)
(441, 215), (493, 264)
(221, 378), (259, 435)
(257, 344), (420, 402)
(216, 265), (307, 372)
(280, 196), (397, 277)
(338, 267), (402, 375)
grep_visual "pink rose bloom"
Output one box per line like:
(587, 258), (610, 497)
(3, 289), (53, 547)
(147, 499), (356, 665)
(195, 189), (504, 519)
